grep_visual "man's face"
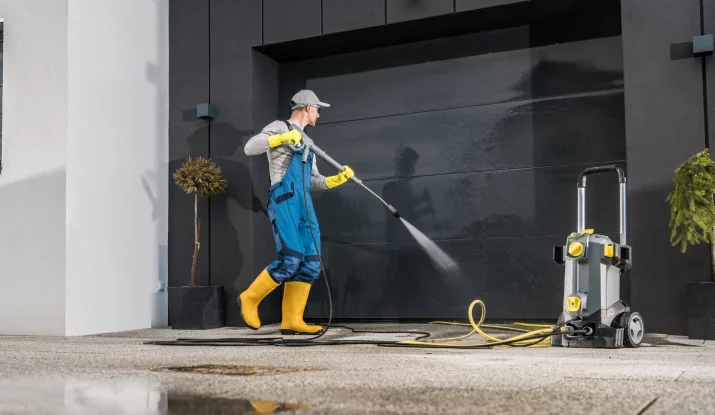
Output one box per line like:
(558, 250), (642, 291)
(307, 104), (320, 127)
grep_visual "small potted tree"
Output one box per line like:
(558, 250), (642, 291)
(666, 148), (715, 340)
(169, 156), (228, 329)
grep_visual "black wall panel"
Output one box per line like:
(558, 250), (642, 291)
(309, 93), (625, 181)
(208, 0), (265, 326)
(621, 0), (711, 334)
(295, 36), (623, 124)
(260, 0), (619, 63)
(456, 0), (529, 13)
(263, 0), (322, 45)
(168, 0), (210, 289)
(386, 0), (454, 24)
(322, 0), (385, 35)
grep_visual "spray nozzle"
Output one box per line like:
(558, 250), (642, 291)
(389, 205), (400, 218)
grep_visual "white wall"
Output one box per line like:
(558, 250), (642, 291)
(65, 0), (169, 335)
(0, 0), (168, 336)
(0, 0), (68, 335)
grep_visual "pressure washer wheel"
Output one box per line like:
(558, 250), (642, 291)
(619, 312), (645, 348)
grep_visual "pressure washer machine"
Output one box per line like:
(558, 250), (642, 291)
(551, 166), (644, 348)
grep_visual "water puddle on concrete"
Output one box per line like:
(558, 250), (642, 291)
(643, 335), (704, 347)
(0, 378), (312, 414)
(153, 364), (312, 376)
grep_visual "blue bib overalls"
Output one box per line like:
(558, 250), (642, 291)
(266, 147), (322, 284)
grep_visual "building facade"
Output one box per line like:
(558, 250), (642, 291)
(0, 0), (712, 336)
(168, 0), (715, 335)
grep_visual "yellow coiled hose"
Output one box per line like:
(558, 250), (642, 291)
(396, 300), (562, 348)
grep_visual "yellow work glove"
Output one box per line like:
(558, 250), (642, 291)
(325, 166), (355, 188)
(267, 129), (302, 148)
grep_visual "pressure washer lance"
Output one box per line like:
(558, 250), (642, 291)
(290, 124), (400, 218)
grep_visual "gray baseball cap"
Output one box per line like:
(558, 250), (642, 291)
(290, 89), (330, 109)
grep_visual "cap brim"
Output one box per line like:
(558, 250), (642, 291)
(318, 101), (330, 107)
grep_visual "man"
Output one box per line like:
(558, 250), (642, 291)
(238, 90), (354, 335)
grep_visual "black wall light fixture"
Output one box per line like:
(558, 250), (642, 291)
(693, 34), (714, 57)
(197, 103), (216, 119)
(670, 34), (713, 61)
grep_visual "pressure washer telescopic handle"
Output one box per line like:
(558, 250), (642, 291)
(289, 124), (363, 185)
(576, 165), (627, 245)
(309, 143), (363, 185)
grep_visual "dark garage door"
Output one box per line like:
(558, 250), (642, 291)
(280, 25), (626, 321)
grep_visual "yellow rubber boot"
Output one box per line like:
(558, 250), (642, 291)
(280, 282), (324, 335)
(238, 269), (280, 330)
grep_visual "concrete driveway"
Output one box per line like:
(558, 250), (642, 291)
(1, 323), (713, 414)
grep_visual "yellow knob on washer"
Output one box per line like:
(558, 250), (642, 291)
(568, 242), (584, 257)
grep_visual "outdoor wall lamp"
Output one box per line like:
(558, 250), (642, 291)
(197, 103), (217, 119)
(671, 34), (713, 60)
(693, 34), (713, 57)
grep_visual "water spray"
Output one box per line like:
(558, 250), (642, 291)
(290, 124), (459, 273)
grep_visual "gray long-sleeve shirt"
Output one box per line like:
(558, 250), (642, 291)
(244, 120), (328, 190)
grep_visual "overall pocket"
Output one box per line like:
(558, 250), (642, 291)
(273, 182), (295, 204)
